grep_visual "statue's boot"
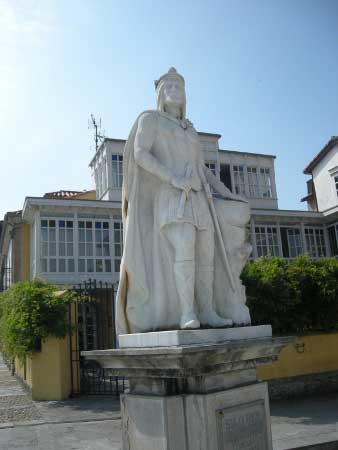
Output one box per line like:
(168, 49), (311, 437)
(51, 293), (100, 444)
(196, 266), (233, 328)
(174, 261), (200, 329)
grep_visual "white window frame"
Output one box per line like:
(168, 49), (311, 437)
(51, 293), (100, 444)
(334, 174), (338, 197)
(112, 154), (123, 188)
(233, 165), (246, 195)
(247, 167), (259, 198)
(78, 219), (112, 274)
(40, 218), (75, 273)
(304, 226), (326, 258)
(286, 228), (303, 258)
(113, 221), (123, 273)
(259, 167), (272, 198)
(255, 225), (280, 257)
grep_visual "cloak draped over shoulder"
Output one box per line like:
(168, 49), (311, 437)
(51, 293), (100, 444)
(116, 111), (251, 336)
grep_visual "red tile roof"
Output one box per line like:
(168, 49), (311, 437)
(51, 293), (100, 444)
(43, 190), (87, 199)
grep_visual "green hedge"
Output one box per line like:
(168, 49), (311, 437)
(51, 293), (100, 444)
(241, 256), (338, 334)
(0, 279), (74, 361)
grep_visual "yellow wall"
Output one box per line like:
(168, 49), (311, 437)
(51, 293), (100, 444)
(20, 223), (30, 281)
(15, 358), (26, 382)
(258, 333), (338, 380)
(15, 336), (72, 401)
(29, 336), (71, 401)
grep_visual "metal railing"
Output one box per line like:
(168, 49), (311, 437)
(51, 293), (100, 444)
(69, 279), (125, 396)
(0, 267), (12, 293)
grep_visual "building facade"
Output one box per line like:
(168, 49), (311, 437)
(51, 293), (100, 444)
(1, 132), (338, 290)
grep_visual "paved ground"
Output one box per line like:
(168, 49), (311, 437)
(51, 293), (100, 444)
(0, 357), (41, 425)
(271, 395), (338, 450)
(1, 355), (338, 449)
(0, 355), (122, 450)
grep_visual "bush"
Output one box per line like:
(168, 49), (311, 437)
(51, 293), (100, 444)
(241, 256), (338, 335)
(0, 279), (75, 361)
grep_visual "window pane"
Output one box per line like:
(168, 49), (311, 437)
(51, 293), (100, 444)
(104, 260), (111, 272)
(67, 243), (73, 257)
(95, 230), (102, 243)
(59, 220), (65, 228)
(49, 229), (56, 242)
(114, 230), (121, 242)
(49, 259), (57, 272)
(41, 243), (48, 257)
(59, 259), (66, 272)
(79, 229), (85, 242)
(115, 244), (121, 257)
(59, 229), (66, 242)
(68, 259), (75, 272)
(86, 230), (93, 242)
(78, 221), (85, 228)
(41, 258), (47, 272)
(86, 243), (93, 256)
(103, 230), (109, 242)
(49, 220), (56, 228)
(66, 229), (73, 242)
(96, 243), (102, 256)
(79, 243), (85, 257)
(103, 244), (110, 256)
(66, 221), (73, 228)
(96, 259), (103, 272)
(59, 243), (66, 257)
(41, 228), (48, 241)
(41, 220), (48, 227)
(87, 259), (94, 272)
(114, 259), (121, 272)
(49, 243), (56, 256)
(78, 259), (85, 272)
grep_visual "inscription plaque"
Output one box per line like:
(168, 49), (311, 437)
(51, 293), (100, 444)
(216, 400), (268, 450)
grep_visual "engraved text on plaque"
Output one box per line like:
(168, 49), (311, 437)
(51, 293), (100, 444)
(216, 400), (269, 450)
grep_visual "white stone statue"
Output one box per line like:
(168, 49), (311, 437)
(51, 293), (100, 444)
(116, 68), (252, 335)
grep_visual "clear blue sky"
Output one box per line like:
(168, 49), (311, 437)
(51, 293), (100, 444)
(1, 0), (338, 219)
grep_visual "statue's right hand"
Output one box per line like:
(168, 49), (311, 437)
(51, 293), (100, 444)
(171, 176), (191, 194)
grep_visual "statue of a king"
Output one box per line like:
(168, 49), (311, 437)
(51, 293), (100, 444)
(116, 68), (252, 335)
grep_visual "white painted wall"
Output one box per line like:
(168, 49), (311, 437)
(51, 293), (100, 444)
(312, 143), (338, 212)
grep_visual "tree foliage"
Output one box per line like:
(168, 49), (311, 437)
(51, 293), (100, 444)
(0, 279), (75, 360)
(241, 256), (338, 334)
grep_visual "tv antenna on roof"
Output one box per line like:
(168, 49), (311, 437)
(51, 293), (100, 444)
(88, 114), (105, 152)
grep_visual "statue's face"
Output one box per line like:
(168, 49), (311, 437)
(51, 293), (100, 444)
(162, 78), (185, 109)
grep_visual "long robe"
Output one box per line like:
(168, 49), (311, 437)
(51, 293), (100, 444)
(116, 110), (251, 335)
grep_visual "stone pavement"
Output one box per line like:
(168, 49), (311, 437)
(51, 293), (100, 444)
(271, 394), (338, 450)
(0, 357), (41, 425)
(1, 354), (338, 449)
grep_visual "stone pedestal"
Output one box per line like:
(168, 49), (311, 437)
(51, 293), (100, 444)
(82, 326), (292, 450)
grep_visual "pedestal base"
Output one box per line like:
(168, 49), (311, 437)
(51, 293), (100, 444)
(82, 327), (292, 450)
(121, 382), (272, 450)
(118, 325), (272, 348)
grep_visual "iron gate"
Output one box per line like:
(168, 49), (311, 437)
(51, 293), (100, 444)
(69, 279), (126, 396)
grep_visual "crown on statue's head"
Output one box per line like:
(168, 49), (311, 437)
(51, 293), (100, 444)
(154, 67), (185, 90)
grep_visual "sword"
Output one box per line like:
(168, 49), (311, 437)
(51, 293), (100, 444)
(204, 181), (236, 292)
